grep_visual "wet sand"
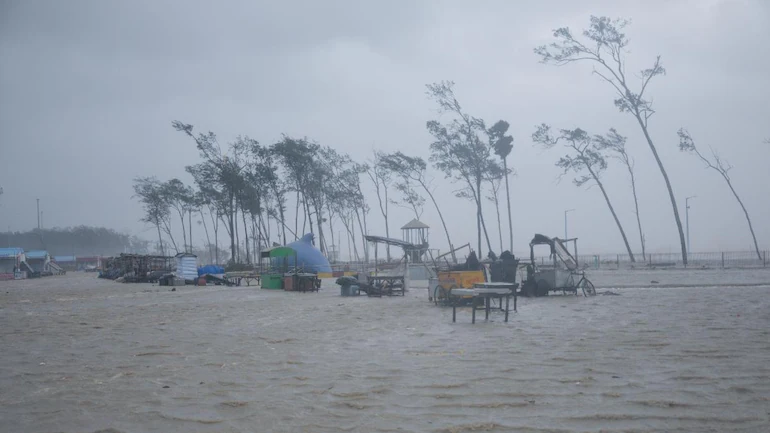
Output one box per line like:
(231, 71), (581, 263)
(1, 272), (770, 433)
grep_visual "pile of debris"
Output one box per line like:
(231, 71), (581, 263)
(99, 253), (174, 283)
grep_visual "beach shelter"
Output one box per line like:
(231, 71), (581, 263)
(174, 252), (198, 280)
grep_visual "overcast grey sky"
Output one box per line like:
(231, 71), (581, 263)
(1, 0), (769, 256)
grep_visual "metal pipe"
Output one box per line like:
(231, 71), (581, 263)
(685, 196), (696, 253)
(564, 209), (575, 240)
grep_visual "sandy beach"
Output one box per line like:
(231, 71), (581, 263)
(2, 271), (770, 433)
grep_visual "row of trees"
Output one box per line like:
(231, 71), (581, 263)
(533, 16), (764, 263)
(131, 16), (764, 265)
(2, 226), (148, 256)
(133, 89), (518, 265)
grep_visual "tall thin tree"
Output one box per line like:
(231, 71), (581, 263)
(678, 129), (762, 261)
(490, 121), (515, 252)
(594, 129), (646, 257)
(533, 124), (636, 262)
(535, 16), (688, 264)
(379, 152), (457, 262)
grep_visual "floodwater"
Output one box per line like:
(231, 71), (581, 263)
(1, 272), (770, 433)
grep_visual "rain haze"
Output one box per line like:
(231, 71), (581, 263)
(2, 0), (769, 256)
(4, 3), (770, 433)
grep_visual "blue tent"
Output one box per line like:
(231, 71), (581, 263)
(274, 233), (331, 273)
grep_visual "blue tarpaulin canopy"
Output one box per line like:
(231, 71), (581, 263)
(272, 233), (331, 273)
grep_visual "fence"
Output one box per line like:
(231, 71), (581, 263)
(568, 250), (768, 270)
(328, 250), (769, 272)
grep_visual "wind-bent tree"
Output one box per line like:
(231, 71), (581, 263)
(594, 129), (646, 257)
(164, 179), (194, 253)
(272, 136), (318, 243)
(352, 163), (371, 262)
(533, 124), (636, 262)
(678, 129), (762, 260)
(535, 16), (687, 264)
(254, 146), (287, 245)
(366, 151), (394, 260)
(173, 121), (250, 263)
(379, 152), (457, 261)
(192, 190), (215, 264)
(379, 155), (425, 220)
(187, 164), (224, 264)
(133, 176), (175, 255)
(490, 120), (515, 252)
(486, 173), (505, 254)
(426, 81), (499, 256)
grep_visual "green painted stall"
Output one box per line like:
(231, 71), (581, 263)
(260, 247), (297, 290)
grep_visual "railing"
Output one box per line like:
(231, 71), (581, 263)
(329, 250), (769, 271)
(571, 250), (768, 269)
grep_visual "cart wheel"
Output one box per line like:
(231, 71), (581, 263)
(536, 279), (550, 297)
(434, 286), (450, 305)
(522, 281), (536, 298)
(579, 278), (596, 297)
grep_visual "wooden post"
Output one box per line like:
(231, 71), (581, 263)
(616, 254), (620, 270)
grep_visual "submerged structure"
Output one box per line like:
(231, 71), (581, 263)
(401, 219), (430, 263)
(25, 250), (51, 276)
(0, 248), (25, 280)
(265, 233), (331, 273)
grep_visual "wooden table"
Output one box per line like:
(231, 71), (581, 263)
(367, 276), (406, 296)
(224, 273), (261, 286)
(450, 282), (518, 323)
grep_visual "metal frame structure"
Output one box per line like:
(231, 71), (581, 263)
(521, 234), (595, 297)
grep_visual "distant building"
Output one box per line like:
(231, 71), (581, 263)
(0, 247), (25, 280)
(76, 256), (102, 271)
(53, 255), (77, 271)
(25, 250), (51, 275)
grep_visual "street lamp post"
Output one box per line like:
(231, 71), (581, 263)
(685, 196), (696, 254)
(564, 209), (575, 240)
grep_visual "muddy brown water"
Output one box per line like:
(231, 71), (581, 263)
(1, 272), (769, 432)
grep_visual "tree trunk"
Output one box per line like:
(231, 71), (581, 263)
(176, 209), (187, 253)
(586, 165), (636, 262)
(419, 180), (456, 263)
(377, 183), (390, 262)
(209, 209), (219, 265)
(503, 158), (514, 253)
(234, 196), (240, 263)
(294, 190), (300, 239)
(634, 114), (687, 265)
(162, 220), (179, 253)
(354, 207), (368, 264)
(475, 176), (493, 256)
(156, 223), (165, 257)
(200, 210), (212, 264)
(723, 177), (762, 261)
(314, 201), (326, 255)
(228, 191), (236, 263)
(188, 210), (193, 253)
(259, 215), (270, 248)
(626, 164), (646, 258)
(327, 203), (336, 262)
(277, 194), (287, 244)
(241, 205), (250, 264)
(491, 184), (503, 254)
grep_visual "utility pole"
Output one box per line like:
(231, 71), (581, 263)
(564, 209), (575, 239)
(36, 198), (40, 230)
(685, 196), (696, 253)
